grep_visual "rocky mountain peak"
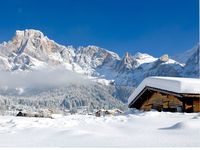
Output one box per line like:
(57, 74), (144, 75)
(77, 45), (120, 59)
(75, 45), (120, 70)
(160, 54), (169, 62)
(114, 52), (136, 73)
(0, 29), (77, 71)
(15, 29), (45, 38)
(122, 52), (134, 66)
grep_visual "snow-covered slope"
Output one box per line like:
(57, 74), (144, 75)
(0, 111), (200, 147)
(173, 44), (199, 64)
(0, 84), (126, 114)
(183, 45), (200, 78)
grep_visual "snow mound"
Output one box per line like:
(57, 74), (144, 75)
(159, 119), (200, 130)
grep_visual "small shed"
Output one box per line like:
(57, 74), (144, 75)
(128, 77), (200, 112)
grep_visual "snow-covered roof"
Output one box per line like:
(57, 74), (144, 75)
(128, 76), (200, 105)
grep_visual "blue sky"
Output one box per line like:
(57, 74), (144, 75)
(0, 0), (198, 57)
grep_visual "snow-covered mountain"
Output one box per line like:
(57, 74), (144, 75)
(1, 29), (198, 87)
(0, 29), (77, 71)
(0, 29), (199, 112)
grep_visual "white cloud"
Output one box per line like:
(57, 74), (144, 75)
(0, 67), (91, 89)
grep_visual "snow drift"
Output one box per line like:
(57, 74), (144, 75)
(0, 111), (199, 147)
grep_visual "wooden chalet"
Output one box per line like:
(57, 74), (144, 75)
(128, 77), (200, 112)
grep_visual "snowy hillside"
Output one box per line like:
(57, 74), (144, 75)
(0, 111), (200, 147)
(0, 84), (127, 115)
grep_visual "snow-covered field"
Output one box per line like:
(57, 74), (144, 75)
(0, 111), (200, 147)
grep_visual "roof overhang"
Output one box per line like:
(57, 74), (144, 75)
(128, 77), (200, 108)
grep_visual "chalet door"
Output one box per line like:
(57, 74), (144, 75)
(185, 99), (193, 113)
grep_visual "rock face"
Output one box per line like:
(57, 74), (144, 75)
(0, 29), (76, 71)
(160, 54), (169, 62)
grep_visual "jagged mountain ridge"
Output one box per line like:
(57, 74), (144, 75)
(0, 29), (198, 87)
